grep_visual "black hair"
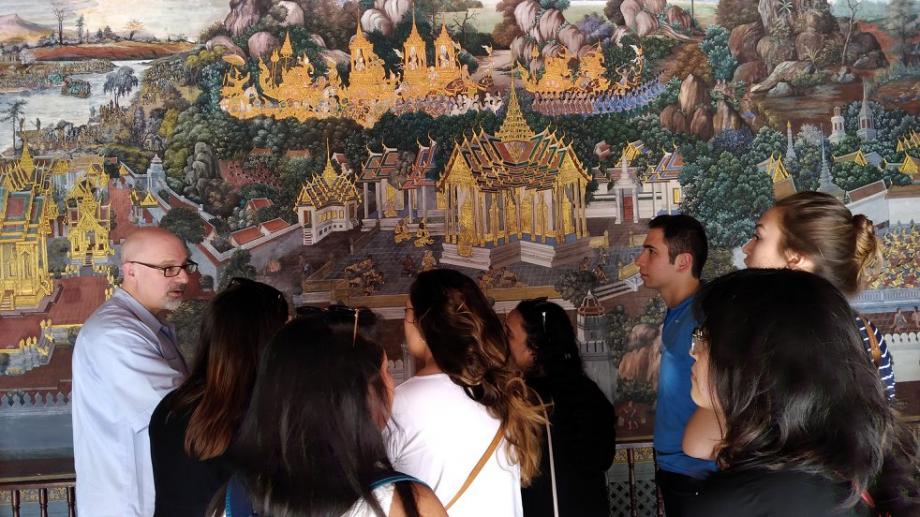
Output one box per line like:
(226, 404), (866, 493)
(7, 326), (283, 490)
(694, 268), (919, 512)
(227, 312), (419, 517)
(648, 214), (708, 278)
(512, 298), (584, 379)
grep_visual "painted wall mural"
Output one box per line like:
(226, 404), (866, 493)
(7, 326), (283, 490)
(1, 0), (919, 497)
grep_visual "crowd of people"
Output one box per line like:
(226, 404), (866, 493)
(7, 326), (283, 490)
(870, 224), (920, 289)
(70, 190), (920, 517)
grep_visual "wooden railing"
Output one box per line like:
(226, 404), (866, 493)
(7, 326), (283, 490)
(0, 476), (76, 517)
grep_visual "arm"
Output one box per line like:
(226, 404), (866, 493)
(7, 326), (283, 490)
(872, 323), (896, 401)
(682, 408), (722, 461)
(94, 327), (185, 431)
(549, 379), (618, 473)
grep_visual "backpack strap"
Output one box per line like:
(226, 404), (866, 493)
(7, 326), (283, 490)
(225, 475), (256, 517)
(444, 424), (505, 510)
(369, 473), (427, 490)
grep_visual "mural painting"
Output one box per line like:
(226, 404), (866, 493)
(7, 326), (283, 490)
(1, 0), (919, 512)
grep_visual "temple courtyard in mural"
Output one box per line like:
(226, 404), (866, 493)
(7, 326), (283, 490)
(1, 0), (919, 511)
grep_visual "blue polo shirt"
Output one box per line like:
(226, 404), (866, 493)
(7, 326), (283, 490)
(653, 295), (717, 479)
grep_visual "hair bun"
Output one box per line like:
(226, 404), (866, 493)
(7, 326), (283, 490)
(852, 214), (882, 290)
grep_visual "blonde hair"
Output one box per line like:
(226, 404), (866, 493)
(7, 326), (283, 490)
(410, 269), (545, 484)
(773, 192), (883, 296)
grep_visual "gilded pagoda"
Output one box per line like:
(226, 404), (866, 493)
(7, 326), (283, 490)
(221, 17), (482, 127)
(64, 166), (112, 265)
(438, 85), (591, 269)
(517, 43), (643, 96)
(294, 143), (361, 245)
(0, 145), (58, 311)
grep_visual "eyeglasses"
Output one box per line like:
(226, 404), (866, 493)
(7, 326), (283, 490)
(691, 326), (708, 356)
(296, 304), (363, 346)
(130, 260), (198, 277)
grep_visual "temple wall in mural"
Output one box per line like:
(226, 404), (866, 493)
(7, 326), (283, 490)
(1, 0), (919, 511)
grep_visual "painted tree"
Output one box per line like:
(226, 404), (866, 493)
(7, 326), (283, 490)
(747, 126), (785, 166)
(50, 1), (69, 46)
(159, 207), (206, 244)
(76, 14), (85, 43)
(680, 151), (773, 248)
(103, 66), (139, 107)
(1, 100), (27, 153)
(699, 26), (737, 82)
(887, 0), (919, 65)
(125, 19), (145, 41)
(219, 250), (257, 290)
(841, 0), (860, 65)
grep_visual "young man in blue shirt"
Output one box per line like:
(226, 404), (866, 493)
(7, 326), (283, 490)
(634, 215), (716, 516)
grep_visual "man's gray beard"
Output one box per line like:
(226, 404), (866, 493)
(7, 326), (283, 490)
(163, 297), (183, 312)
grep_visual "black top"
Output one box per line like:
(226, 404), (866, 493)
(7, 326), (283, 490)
(149, 390), (235, 517)
(687, 467), (870, 517)
(522, 373), (617, 517)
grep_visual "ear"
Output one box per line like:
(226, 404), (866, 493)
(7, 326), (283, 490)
(675, 252), (693, 274)
(783, 249), (813, 271)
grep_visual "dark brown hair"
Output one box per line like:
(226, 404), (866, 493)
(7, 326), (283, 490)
(773, 191), (882, 296)
(169, 278), (288, 459)
(695, 269), (918, 512)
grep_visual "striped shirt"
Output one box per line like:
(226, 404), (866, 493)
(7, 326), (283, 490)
(856, 317), (895, 401)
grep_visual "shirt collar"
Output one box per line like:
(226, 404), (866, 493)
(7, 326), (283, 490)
(112, 288), (171, 335)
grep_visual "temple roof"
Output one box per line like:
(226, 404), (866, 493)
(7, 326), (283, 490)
(440, 86), (589, 192)
(756, 153), (791, 183)
(647, 149), (684, 181)
(360, 144), (404, 181)
(401, 138), (439, 189)
(296, 145), (359, 208)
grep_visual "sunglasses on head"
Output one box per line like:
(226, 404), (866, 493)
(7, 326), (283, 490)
(523, 297), (550, 333)
(296, 304), (364, 346)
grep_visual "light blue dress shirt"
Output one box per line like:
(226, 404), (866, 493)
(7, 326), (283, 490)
(72, 288), (188, 517)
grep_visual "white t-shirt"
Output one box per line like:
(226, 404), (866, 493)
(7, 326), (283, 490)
(217, 485), (396, 517)
(385, 373), (523, 517)
(343, 485), (396, 517)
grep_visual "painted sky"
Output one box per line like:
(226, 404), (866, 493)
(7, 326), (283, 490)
(0, 0), (230, 39)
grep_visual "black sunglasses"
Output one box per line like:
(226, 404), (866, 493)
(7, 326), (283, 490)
(296, 304), (364, 346)
(523, 297), (550, 333)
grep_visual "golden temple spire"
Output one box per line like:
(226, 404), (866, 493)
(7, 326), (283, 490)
(280, 32), (294, 60)
(322, 139), (338, 183)
(19, 143), (35, 176)
(496, 73), (535, 141)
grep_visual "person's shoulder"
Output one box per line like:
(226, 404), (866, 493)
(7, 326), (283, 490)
(695, 468), (855, 516)
(387, 482), (447, 517)
(150, 390), (183, 427)
(394, 374), (457, 399)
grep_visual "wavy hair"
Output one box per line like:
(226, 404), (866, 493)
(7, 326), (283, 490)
(409, 268), (544, 484)
(168, 278), (288, 459)
(694, 268), (918, 512)
(773, 191), (883, 296)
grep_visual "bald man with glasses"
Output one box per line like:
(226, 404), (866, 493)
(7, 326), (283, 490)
(72, 227), (196, 516)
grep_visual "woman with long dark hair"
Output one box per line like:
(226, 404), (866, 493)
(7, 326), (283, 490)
(214, 310), (446, 517)
(685, 191), (896, 461)
(387, 268), (544, 516)
(506, 298), (616, 517)
(149, 278), (288, 517)
(685, 269), (918, 516)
